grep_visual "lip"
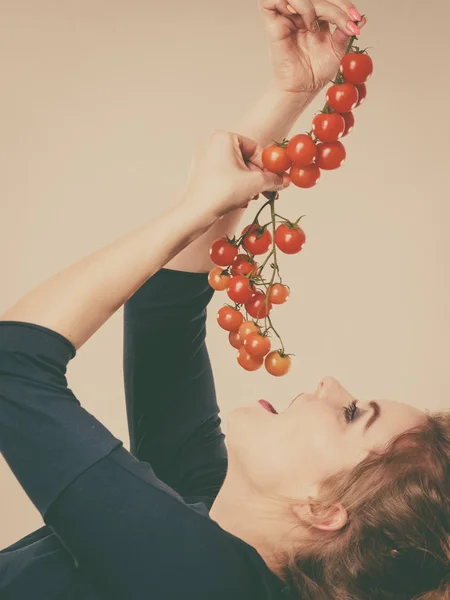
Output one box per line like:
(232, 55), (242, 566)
(258, 399), (278, 414)
(288, 393), (304, 409)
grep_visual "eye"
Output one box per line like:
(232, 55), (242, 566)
(343, 399), (359, 423)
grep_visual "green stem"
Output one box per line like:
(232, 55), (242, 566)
(259, 199), (282, 327)
(266, 314), (285, 353)
(235, 196), (274, 247)
(257, 249), (275, 274)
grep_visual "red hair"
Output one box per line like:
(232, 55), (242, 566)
(281, 412), (450, 599)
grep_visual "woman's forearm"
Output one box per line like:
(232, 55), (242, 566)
(234, 86), (318, 147)
(0, 199), (216, 350)
(165, 87), (318, 273)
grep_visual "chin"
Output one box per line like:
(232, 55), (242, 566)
(226, 405), (259, 449)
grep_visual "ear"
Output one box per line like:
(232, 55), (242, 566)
(293, 501), (348, 532)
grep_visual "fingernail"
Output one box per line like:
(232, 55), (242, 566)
(252, 194), (259, 200)
(275, 193), (280, 200)
(347, 20), (361, 35)
(349, 8), (362, 21)
(243, 203), (249, 209)
(310, 18), (320, 33)
(286, 4), (297, 14)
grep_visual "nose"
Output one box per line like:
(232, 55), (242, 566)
(317, 376), (354, 405)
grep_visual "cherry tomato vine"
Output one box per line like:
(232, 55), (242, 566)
(208, 19), (372, 377)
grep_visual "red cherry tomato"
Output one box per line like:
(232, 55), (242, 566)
(355, 83), (367, 108)
(231, 254), (259, 277)
(265, 351), (292, 377)
(227, 275), (255, 304)
(237, 346), (264, 371)
(274, 223), (306, 255)
(228, 330), (243, 349)
(312, 113), (346, 143)
(286, 134), (317, 167)
(245, 292), (272, 319)
(326, 83), (359, 113)
(217, 306), (243, 332)
(241, 224), (272, 255)
(341, 112), (355, 137)
(289, 163), (321, 189)
(262, 143), (292, 174)
(238, 321), (260, 340)
(209, 237), (238, 266)
(268, 283), (290, 304)
(243, 332), (272, 358)
(316, 142), (346, 170)
(340, 53), (373, 85)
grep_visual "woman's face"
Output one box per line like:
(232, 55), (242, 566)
(226, 376), (425, 499)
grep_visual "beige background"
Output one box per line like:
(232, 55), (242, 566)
(1, 0), (449, 548)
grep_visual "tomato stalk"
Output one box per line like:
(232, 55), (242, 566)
(254, 197), (286, 352)
(265, 314), (285, 354)
(256, 249), (275, 274)
(235, 194), (275, 247)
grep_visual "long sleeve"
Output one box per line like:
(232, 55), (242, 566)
(0, 321), (273, 600)
(0, 321), (121, 515)
(124, 267), (228, 506)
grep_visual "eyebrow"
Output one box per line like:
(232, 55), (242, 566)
(364, 401), (381, 432)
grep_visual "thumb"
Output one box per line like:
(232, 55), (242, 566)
(254, 169), (291, 194)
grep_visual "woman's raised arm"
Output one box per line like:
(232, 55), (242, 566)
(0, 132), (287, 350)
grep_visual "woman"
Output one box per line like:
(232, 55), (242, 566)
(1, 1), (449, 599)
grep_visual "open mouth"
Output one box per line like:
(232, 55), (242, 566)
(258, 399), (278, 414)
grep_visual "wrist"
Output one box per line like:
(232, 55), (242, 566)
(235, 86), (321, 149)
(268, 84), (321, 107)
(175, 194), (219, 234)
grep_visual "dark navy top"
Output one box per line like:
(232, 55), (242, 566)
(0, 268), (287, 599)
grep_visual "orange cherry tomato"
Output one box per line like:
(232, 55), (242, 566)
(265, 351), (292, 377)
(229, 330), (243, 349)
(238, 321), (260, 341)
(208, 267), (230, 291)
(243, 333), (272, 358)
(237, 346), (264, 371)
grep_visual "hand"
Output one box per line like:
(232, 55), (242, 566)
(260, 0), (367, 93)
(181, 130), (290, 220)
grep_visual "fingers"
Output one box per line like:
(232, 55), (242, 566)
(310, 0), (360, 38)
(246, 158), (290, 196)
(210, 131), (290, 198)
(284, 0), (319, 32)
(329, 0), (362, 23)
(258, 169), (291, 193)
(332, 13), (367, 52)
(237, 134), (262, 164)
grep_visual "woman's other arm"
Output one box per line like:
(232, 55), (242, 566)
(164, 0), (365, 274)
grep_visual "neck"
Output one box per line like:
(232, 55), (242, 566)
(209, 470), (304, 575)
